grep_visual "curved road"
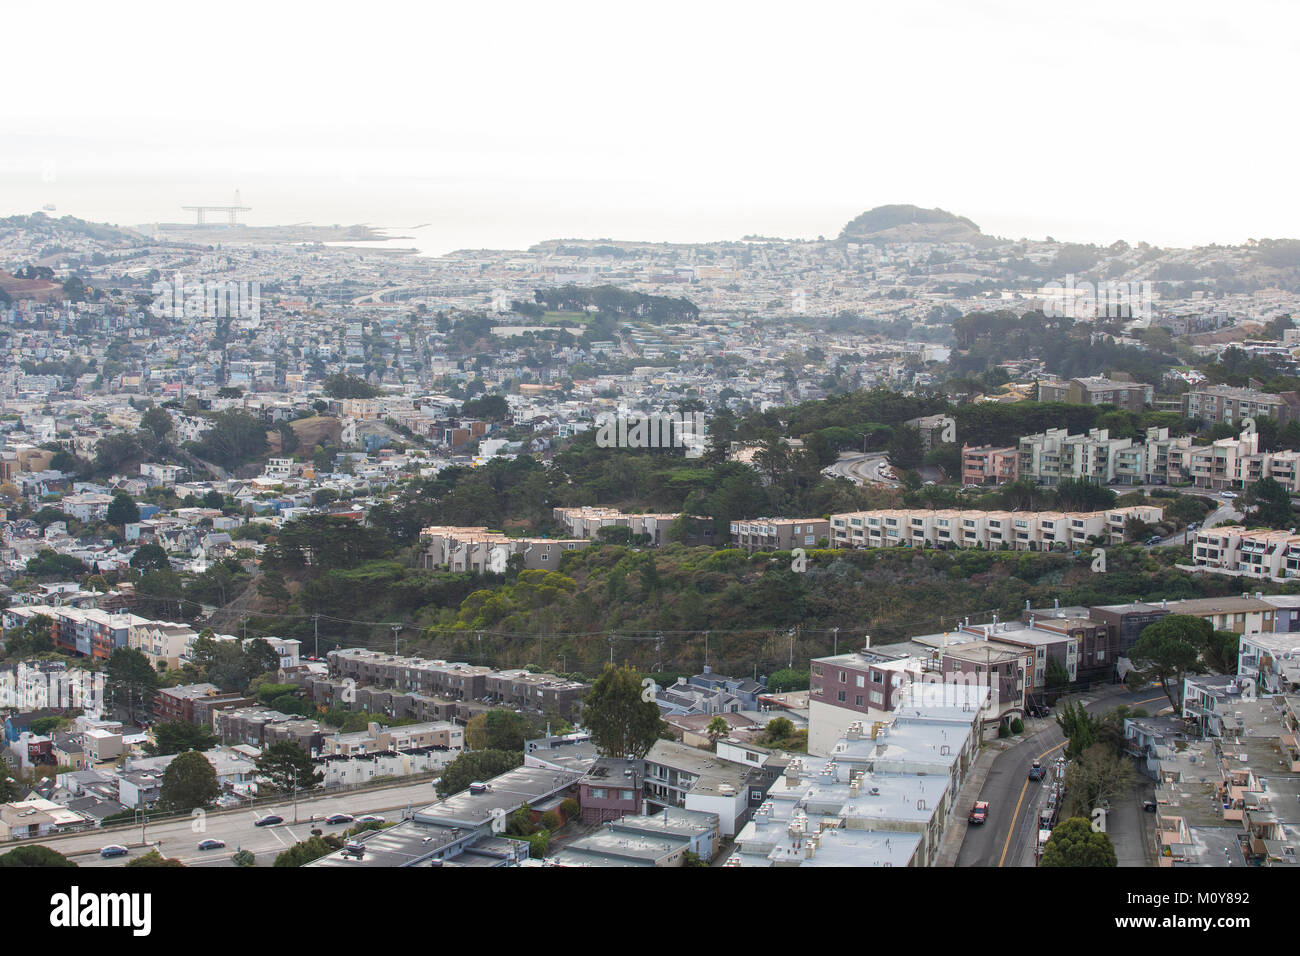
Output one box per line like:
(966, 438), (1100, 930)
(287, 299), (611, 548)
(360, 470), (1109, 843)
(824, 452), (900, 488)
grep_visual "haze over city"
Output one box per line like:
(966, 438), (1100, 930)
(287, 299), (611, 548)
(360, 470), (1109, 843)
(5, 1), (1299, 251)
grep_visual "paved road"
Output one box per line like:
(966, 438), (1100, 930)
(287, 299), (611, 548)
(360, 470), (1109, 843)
(956, 686), (1171, 867)
(12, 779), (440, 868)
(824, 452), (899, 488)
(1154, 500), (1241, 548)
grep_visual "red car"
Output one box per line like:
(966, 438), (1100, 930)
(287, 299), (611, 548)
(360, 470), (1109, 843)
(969, 801), (989, 825)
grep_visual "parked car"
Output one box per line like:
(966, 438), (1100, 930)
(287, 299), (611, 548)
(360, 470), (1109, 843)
(99, 844), (129, 858)
(355, 814), (385, 824)
(1026, 703), (1050, 718)
(1221, 491), (1238, 499)
(325, 813), (355, 826)
(968, 801), (989, 824)
(254, 814), (284, 827)
(1028, 761), (1046, 781)
(1145, 535), (1163, 546)
(1143, 800), (1158, 813)
(198, 839), (226, 851)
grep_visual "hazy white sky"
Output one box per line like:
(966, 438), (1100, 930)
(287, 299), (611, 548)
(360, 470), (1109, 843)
(3, 0), (1296, 252)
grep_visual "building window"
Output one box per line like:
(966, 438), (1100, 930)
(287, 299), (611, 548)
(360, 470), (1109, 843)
(837, 691), (846, 703)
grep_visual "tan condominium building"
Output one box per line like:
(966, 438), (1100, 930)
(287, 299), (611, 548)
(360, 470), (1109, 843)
(420, 525), (589, 573)
(551, 507), (680, 545)
(1193, 527), (1300, 582)
(828, 506), (1162, 552)
(729, 518), (830, 551)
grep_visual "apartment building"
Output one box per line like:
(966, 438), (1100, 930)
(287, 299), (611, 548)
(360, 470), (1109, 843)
(730, 517), (829, 551)
(319, 719), (463, 757)
(128, 620), (198, 671)
(1017, 426), (1192, 486)
(904, 413), (952, 453)
(327, 648), (589, 719)
(1020, 604), (1122, 684)
(1071, 376), (1153, 410)
(1183, 430), (1300, 493)
(1182, 384), (1300, 426)
(1237, 631), (1300, 695)
(214, 707), (326, 750)
(960, 443), (1018, 485)
(1192, 527), (1300, 581)
(828, 506), (1162, 551)
(734, 693), (984, 867)
(807, 647), (921, 755)
(6, 605), (146, 661)
(420, 525), (590, 573)
(1163, 595), (1277, 635)
(153, 683), (251, 724)
(551, 506), (678, 545)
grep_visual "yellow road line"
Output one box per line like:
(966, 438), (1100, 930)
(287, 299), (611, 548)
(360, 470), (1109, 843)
(998, 739), (1066, 867)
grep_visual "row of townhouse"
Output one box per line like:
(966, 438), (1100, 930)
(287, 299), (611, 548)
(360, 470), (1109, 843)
(551, 506), (681, 545)
(2, 604), (145, 661)
(729, 517), (829, 551)
(731, 688), (985, 867)
(298, 675), (497, 725)
(960, 425), (1300, 491)
(327, 647), (589, 719)
(419, 524), (589, 573)
(1192, 527), (1300, 580)
(828, 505), (1162, 551)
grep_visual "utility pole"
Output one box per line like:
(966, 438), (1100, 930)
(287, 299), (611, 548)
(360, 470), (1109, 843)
(313, 613), (319, 659)
(788, 628), (795, 668)
(391, 623), (401, 656)
(291, 765), (298, 824)
(832, 627), (839, 656)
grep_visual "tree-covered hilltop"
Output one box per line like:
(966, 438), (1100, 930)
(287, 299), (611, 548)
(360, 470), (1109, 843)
(530, 284), (699, 323)
(839, 204), (981, 241)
